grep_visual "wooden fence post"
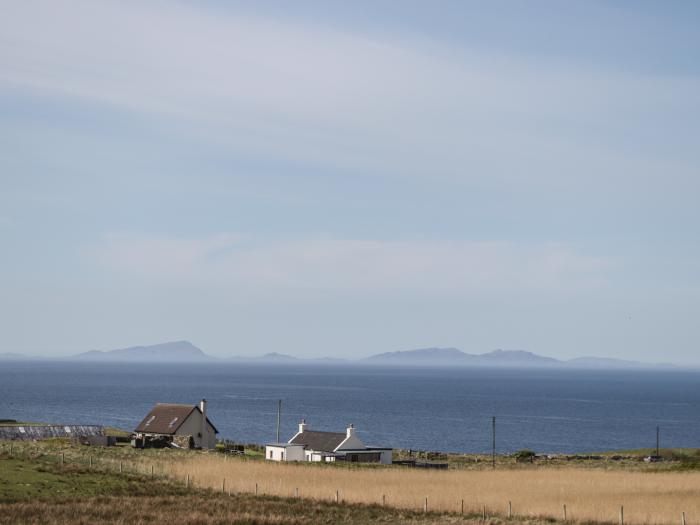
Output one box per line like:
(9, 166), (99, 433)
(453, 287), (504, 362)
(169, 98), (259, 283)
(424, 497), (428, 513)
(186, 474), (189, 488)
(620, 506), (624, 525)
(119, 461), (123, 473)
(682, 512), (686, 525)
(335, 490), (339, 503)
(151, 465), (154, 477)
(89, 457), (93, 468)
(222, 479), (225, 493)
(255, 482), (258, 496)
(295, 487), (299, 498)
(508, 501), (512, 518)
(563, 504), (567, 521)
(382, 494), (386, 506)
(61, 452), (65, 464)
(483, 505), (487, 521)
(461, 499), (464, 515)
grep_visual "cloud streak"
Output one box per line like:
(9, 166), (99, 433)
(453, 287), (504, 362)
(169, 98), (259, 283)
(91, 233), (612, 295)
(2, 0), (697, 188)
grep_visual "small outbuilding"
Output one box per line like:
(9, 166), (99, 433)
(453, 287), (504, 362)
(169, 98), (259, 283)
(134, 399), (218, 449)
(266, 420), (392, 464)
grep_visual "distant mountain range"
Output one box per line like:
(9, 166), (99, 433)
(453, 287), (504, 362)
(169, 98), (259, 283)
(70, 341), (211, 362)
(364, 347), (674, 369)
(0, 341), (678, 369)
(366, 348), (560, 367)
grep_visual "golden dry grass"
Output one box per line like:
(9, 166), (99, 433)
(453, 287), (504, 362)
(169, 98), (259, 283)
(163, 456), (700, 525)
(0, 493), (560, 525)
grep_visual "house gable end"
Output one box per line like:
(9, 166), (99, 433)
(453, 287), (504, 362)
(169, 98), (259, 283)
(334, 433), (366, 451)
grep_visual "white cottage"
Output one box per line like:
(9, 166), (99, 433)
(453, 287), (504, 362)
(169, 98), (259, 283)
(134, 399), (218, 449)
(266, 420), (392, 464)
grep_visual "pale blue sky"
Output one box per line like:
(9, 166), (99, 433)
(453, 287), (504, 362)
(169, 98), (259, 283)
(1, 1), (699, 362)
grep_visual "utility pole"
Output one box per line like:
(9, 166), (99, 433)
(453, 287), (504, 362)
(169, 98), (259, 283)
(492, 416), (496, 469)
(276, 399), (282, 443)
(656, 426), (660, 456)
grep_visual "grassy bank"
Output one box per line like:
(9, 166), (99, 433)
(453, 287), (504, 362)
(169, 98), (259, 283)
(3, 441), (700, 524)
(0, 445), (549, 524)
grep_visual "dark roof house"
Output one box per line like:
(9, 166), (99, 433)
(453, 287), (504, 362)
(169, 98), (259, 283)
(289, 430), (346, 452)
(134, 399), (218, 449)
(265, 419), (392, 464)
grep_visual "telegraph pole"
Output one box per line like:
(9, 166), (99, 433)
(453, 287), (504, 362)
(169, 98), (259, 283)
(656, 426), (660, 457)
(276, 400), (282, 443)
(492, 416), (496, 469)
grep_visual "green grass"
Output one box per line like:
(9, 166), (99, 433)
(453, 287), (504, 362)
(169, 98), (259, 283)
(0, 453), (185, 503)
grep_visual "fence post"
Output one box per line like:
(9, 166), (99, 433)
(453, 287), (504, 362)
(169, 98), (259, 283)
(461, 499), (464, 515)
(119, 461), (123, 473)
(620, 506), (624, 525)
(563, 504), (567, 521)
(186, 474), (189, 488)
(335, 490), (339, 503)
(151, 465), (154, 477)
(255, 482), (258, 496)
(89, 457), (93, 468)
(424, 497), (428, 513)
(61, 452), (65, 464)
(222, 479), (225, 493)
(295, 487), (299, 498)
(382, 494), (386, 506)
(508, 501), (512, 518)
(682, 512), (686, 525)
(9, 443), (12, 456)
(483, 505), (487, 521)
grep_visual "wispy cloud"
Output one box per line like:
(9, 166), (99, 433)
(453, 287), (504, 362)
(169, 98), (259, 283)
(2, 0), (697, 188)
(90, 233), (613, 295)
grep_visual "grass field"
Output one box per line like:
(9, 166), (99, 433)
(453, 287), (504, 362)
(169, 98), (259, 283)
(165, 454), (700, 524)
(3, 440), (700, 524)
(0, 444), (547, 524)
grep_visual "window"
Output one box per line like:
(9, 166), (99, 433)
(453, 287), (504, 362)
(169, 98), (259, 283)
(281, 451), (284, 461)
(168, 417), (178, 428)
(269, 450), (273, 459)
(145, 416), (156, 427)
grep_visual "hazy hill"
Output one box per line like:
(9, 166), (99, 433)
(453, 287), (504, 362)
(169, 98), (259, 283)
(475, 349), (560, 366)
(70, 341), (211, 362)
(368, 347), (467, 362)
(365, 347), (561, 367)
(258, 352), (298, 362)
(1, 341), (677, 369)
(364, 347), (665, 369)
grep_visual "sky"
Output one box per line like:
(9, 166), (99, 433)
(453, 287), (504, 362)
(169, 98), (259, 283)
(1, 1), (699, 362)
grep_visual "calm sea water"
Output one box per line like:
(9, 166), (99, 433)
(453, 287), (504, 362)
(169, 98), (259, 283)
(1, 362), (698, 454)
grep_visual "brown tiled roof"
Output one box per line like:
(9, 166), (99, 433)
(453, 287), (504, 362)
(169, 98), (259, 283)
(134, 403), (218, 434)
(289, 430), (346, 452)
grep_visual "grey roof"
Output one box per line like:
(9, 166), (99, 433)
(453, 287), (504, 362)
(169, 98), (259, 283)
(0, 425), (104, 441)
(289, 430), (346, 452)
(135, 403), (218, 435)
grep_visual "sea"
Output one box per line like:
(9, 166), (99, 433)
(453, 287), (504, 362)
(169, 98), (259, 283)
(1, 362), (699, 454)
